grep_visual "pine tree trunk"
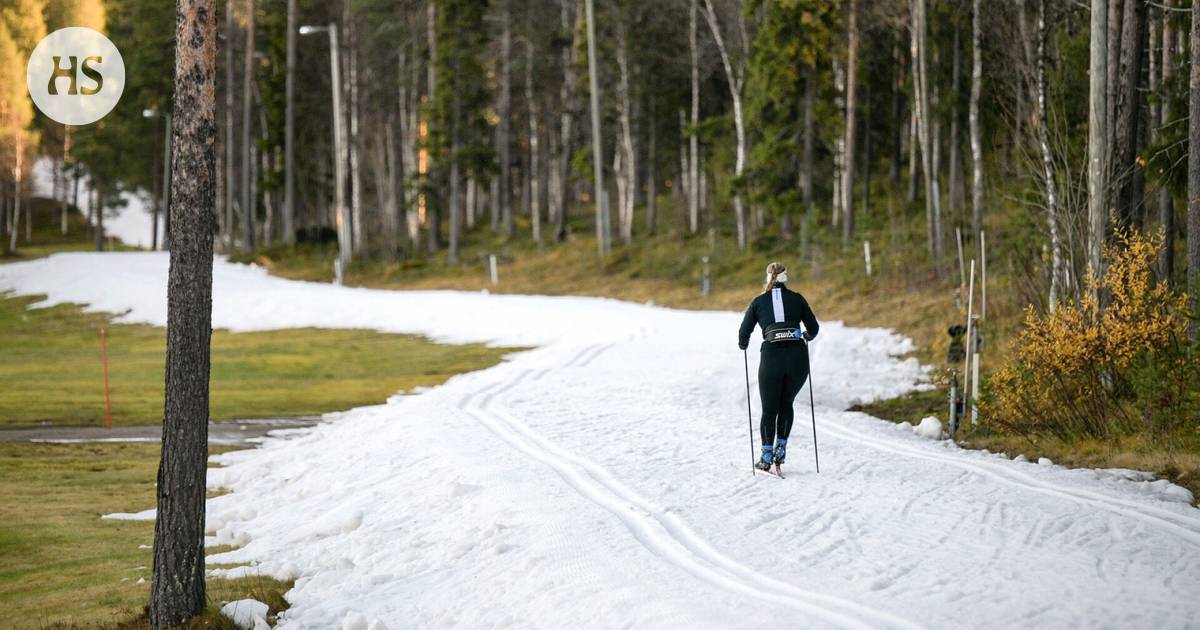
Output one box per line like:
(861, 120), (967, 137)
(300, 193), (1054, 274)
(842, 0), (859, 244)
(283, 0), (296, 245)
(1112, 0), (1146, 231)
(500, 1), (514, 238)
(241, 0), (256, 253)
(688, 0), (700, 234)
(348, 11), (364, 255)
(224, 0), (236, 250)
(149, 0), (216, 625)
(1188, 0), (1200, 342)
(1157, 0), (1175, 283)
(801, 64), (815, 244)
(555, 0), (578, 243)
(646, 97), (657, 235)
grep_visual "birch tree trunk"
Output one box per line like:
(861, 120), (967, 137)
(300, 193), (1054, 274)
(150, 0), (216, 624)
(616, 22), (636, 244)
(399, 44), (419, 248)
(948, 19), (964, 224)
(701, 0), (747, 249)
(1036, 0), (1065, 308)
(911, 0), (942, 260)
(9, 140), (22, 253)
(349, 13), (364, 256)
(426, 2), (440, 252)
(583, 0), (608, 255)
(969, 0), (984, 243)
(1088, 0), (1109, 284)
(525, 26), (541, 246)
(842, 0), (859, 244)
(241, 0), (255, 253)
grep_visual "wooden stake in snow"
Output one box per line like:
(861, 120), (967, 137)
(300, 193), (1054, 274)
(959, 259), (976, 437)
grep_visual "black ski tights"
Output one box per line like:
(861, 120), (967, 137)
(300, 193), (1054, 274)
(758, 342), (810, 446)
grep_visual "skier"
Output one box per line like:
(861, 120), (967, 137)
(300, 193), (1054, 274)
(738, 262), (819, 473)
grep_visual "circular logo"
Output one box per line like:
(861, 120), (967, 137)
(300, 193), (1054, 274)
(26, 27), (125, 126)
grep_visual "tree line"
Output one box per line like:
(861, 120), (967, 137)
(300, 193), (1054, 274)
(2, 0), (1199, 315)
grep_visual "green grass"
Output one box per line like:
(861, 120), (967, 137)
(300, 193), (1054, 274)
(0, 442), (291, 629)
(1, 291), (515, 427)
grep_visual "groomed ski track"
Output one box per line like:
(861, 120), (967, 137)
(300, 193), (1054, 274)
(3, 252), (1199, 629)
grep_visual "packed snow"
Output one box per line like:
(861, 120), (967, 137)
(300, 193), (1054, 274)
(220, 598), (270, 630)
(4, 252), (1200, 629)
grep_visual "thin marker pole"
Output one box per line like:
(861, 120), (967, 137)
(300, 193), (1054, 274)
(101, 328), (112, 429)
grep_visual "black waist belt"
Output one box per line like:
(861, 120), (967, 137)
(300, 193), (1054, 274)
(764, 322), (805, 343)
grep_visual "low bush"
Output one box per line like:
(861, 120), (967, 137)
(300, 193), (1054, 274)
(982, 231), (1198, 441)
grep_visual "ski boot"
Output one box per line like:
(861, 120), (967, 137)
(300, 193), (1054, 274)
(773, 438), (787, 466)
(754, 445), (774, 472)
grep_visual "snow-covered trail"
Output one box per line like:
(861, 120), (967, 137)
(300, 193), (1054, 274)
(4, 252), (1199, 629)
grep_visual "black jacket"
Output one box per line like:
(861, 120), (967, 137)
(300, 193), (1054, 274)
(738, 284), (820, 350)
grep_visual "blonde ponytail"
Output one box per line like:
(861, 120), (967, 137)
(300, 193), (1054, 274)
(763, 262), (788, 291)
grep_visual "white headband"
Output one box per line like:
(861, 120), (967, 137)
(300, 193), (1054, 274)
(766, 270), (788, 284)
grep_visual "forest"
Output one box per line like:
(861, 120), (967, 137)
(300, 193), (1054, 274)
(2, 0), (1199, 465)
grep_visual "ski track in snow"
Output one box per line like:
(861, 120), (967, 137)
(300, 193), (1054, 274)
(3, 252), (1200, 630)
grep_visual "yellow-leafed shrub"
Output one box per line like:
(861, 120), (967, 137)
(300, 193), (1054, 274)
(982, 231), (1197, 440)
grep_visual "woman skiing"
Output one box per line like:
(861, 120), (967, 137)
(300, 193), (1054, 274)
(738, 262), (820, 473)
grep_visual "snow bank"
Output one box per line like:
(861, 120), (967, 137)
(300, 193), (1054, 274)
(913, 416), (942, 440)
(219, 599), (269, 629)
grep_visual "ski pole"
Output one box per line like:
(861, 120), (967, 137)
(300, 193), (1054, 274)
(806, 345), (820, 473)
(743, 348), (754, 476)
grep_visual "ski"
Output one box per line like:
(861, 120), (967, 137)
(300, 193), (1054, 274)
(754, 466), (784, 479)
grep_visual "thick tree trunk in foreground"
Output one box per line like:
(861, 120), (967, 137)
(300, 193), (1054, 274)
(149, 0), (216, 625)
